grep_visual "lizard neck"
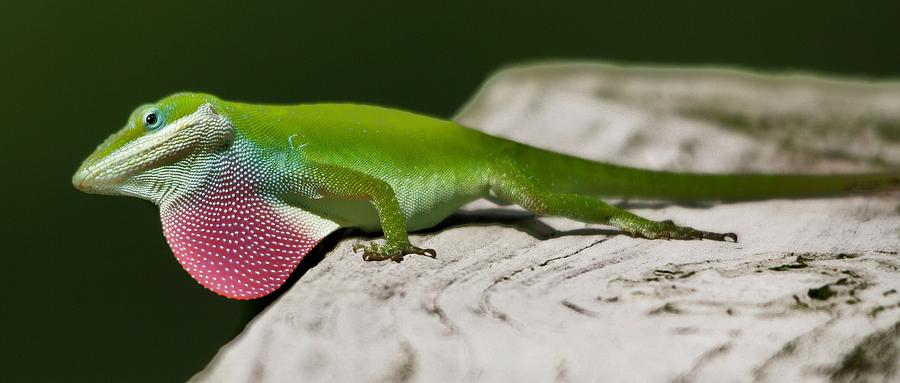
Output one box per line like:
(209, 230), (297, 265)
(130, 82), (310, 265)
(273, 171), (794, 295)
(152, 137), (323, 299)
(123, 137), (277, 209)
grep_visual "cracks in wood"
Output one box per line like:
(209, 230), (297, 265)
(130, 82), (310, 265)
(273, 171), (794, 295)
(870, 303), (900, 319)
(539, 239), (608, 268)
(596, 295), (620, 303)
(422, 280), (460, 335)
(555, 360), (571, 383)
(768, 254), (811, 271)
(828, 320), (900, 383)
(671, 342), (732, 383)
(548, 244), (638, 288)
(560, 300), (597, 317)
(748, 252), (865, 274)
(654, 269), (697, 278)
(723, 251), (890, 314)
(808, 283), (838, 301)
(752, 317), (839, 382)
(649, 302), (683, 316)
(802, 273), (870, 310)
(646, 268), (698, 281)
(478, 239), (608, 325)
(380, 341), (417, 383)
(427, 303), (457, 335)
(369, 281), (407, 301)
(670, 327), (699, 335)
(597, 249), (896, 322)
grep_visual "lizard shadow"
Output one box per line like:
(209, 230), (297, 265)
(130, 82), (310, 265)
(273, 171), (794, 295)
(611, 200), (716, 209)
(414, 208), (623, 240)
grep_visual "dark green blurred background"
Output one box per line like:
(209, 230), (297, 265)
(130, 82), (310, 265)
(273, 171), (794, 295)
(2, 1), (898, 381)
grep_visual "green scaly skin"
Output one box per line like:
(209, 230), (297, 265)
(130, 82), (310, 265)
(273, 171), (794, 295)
(73, 93), (900, 299)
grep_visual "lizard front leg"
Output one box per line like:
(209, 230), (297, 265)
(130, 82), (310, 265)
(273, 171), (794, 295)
(304, 161), (436, 262)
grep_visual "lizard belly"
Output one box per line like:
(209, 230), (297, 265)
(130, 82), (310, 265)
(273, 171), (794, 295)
(295, 179), (484, 232)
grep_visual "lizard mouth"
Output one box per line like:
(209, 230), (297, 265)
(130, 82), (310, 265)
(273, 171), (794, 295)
(72, 161), (128, 195)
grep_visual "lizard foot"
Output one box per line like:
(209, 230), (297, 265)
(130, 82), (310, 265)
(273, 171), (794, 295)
(352, 241), (437, 262)
(629, 220), (738, 242)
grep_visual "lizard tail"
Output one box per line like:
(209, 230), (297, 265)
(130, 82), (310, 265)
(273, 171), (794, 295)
(509, 144), (900, 201)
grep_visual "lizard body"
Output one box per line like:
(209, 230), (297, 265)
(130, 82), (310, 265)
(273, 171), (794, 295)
(73, 93), (900, 299)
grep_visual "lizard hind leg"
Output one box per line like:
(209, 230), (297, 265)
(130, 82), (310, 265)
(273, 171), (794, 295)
(488, 167), (737, 242)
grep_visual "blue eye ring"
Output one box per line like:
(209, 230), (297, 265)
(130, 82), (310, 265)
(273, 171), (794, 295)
(143, 108), (164, 130)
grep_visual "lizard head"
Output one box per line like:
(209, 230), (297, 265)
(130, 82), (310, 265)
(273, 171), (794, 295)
(73, 92), (234, 203)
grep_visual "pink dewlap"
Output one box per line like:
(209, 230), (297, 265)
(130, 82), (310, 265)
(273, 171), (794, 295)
(160, 190), (319, 299)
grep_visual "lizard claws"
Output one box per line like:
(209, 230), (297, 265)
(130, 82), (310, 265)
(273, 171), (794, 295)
(630, 221), (738, 242)
(353, 241), (437, 262)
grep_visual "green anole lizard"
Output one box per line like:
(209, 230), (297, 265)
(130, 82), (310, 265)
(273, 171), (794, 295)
(73, 93), (899, 299)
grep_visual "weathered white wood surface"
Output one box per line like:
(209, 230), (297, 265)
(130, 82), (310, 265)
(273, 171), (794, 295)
(192, 63), (900, 383)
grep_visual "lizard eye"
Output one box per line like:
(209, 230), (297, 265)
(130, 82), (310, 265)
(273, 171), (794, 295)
(143, 108), (163, 131)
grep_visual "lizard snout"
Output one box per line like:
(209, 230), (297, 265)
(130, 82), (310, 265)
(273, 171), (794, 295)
(72, 169), (93, 192)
